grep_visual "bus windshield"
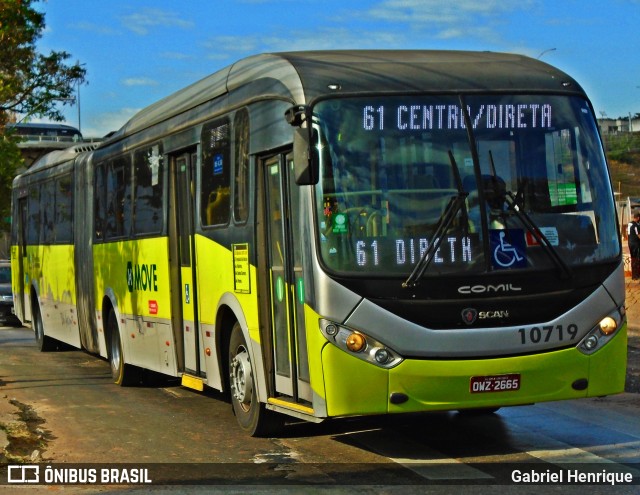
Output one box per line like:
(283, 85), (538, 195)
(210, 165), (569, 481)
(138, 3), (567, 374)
(313, 95), (619, 277)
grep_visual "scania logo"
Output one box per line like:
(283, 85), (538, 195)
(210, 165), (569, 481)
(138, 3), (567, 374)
(457, 283), (522, 295)
(479, 310), (510, 319)
(462, 308), (510, 324)
(461, 308), (478, 325)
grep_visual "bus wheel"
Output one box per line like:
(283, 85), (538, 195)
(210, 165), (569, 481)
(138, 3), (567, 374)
(33, 301), (55, 352)
(228, 322), (282, 437)
(107, 311), (140, 386)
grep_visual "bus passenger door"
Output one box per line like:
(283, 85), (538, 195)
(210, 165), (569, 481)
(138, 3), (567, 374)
(169, 151), (204, 383)
(15, 197), (29, 322)
(261, 152), (311, 404)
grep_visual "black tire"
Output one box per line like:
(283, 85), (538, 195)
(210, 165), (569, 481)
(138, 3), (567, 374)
(107, 310), (140, 386)
(33, 299), (55, 352)
(228, 322), (282, 437)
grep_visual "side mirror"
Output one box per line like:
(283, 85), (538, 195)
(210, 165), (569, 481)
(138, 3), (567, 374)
(293, 127), (319, 185)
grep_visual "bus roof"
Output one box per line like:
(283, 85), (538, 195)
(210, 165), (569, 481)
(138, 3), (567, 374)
(24, 142), (100, 172)
(107, 50), (585, 142)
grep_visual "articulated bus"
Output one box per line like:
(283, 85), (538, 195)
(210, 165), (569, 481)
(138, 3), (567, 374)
(10, 51), (626, 435)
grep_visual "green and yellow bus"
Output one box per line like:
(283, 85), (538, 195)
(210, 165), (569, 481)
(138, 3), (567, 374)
(11, 51), (626, 435)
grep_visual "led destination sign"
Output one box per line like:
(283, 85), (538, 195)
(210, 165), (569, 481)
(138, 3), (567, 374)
(351, 235), (477, 268)
(363, 103), (553, 132)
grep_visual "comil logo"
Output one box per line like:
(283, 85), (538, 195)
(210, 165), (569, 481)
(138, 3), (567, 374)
(457, 283), (522, 295)
(8, 465), (39, 483)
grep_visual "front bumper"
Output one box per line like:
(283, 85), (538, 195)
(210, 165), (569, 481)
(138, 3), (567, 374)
(321, 324), (627, 417)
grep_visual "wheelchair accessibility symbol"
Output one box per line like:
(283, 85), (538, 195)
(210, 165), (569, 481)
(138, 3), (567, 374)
(490, 230), (526, 269)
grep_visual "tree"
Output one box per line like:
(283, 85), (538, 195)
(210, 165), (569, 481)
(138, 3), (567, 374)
(0, 0), (86, 232)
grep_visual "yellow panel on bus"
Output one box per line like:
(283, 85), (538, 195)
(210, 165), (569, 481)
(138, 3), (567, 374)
(194, 235), (260, 341)
(93, 237), (172, 319)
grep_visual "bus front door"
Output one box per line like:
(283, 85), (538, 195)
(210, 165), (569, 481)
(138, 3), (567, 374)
(261, 152), (312, 406)
(169, 151), (204, 386)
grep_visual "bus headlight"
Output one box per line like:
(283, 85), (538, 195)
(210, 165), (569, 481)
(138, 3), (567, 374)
(598, 316), (617, 335)
(325, 323), (339, 336)
(583, 335), (599, 350)
(346, 332), (366, 353)
(374, 348), (391, 364)
(578, 308), (623, 355)
(319, 319), (403, 369)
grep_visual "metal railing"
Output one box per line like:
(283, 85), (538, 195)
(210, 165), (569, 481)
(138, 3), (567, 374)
(17, 134), (103, 144)
(18, 134), (82, 143)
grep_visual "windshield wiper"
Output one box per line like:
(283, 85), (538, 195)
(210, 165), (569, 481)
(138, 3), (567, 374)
(487, 151), (573, 280)
(402, 151), (468, 288)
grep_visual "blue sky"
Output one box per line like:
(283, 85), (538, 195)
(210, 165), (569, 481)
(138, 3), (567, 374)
(34, 0), (640, 138)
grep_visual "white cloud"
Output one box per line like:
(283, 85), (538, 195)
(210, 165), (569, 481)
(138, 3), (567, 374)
(120, 8), (194, 35)
(71, 21), (118, 36)
(122, 77), (159, 87)
(198, 0), (536, 60)
(368, 0), (534, 22)
(26, 106), (139, 139)
(197, 1), (537, 62)
(363, 0), (535, 43)
(161, 51), (195, 61)
(202, 36), (260, 54)
(84, 107), (141, 138)
(203, 27), (407, 61)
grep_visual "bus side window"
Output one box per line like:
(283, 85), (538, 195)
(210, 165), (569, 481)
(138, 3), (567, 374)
(27, 185), (40, 245)
(55, 175), (73, 243)
(206, 187), (230, 225)
(41, 180), (55, 244)
(234, 109), (250, 224)
(105, 156), (132, 239)
(133, 144), (164, 235)
(94, 164), (106, 240)
(201, 118), (231, 227)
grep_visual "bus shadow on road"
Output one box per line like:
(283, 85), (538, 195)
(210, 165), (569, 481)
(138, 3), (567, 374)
(325, 409), (513, 463)
(278, 408), (509, 441)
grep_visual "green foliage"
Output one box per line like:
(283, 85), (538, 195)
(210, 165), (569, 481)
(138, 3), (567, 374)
(0, 0), (86, 124)
(604, 133), (640, 163)
(604, 133), (640, 199)
(0, 129), (22, 231)
(0, 0), (86, 230)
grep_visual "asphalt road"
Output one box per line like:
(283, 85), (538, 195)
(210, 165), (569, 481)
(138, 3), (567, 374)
(0, 325), (638, 494)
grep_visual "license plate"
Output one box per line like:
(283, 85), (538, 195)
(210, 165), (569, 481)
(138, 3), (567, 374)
(470, 374), (520, 393)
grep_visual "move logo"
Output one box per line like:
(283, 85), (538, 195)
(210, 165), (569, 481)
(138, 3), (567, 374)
(126, 262), (159, 292)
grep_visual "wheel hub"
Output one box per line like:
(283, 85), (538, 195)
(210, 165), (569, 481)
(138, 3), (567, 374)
(230, 349), (253, 406)
(110, 331), (121, 375)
